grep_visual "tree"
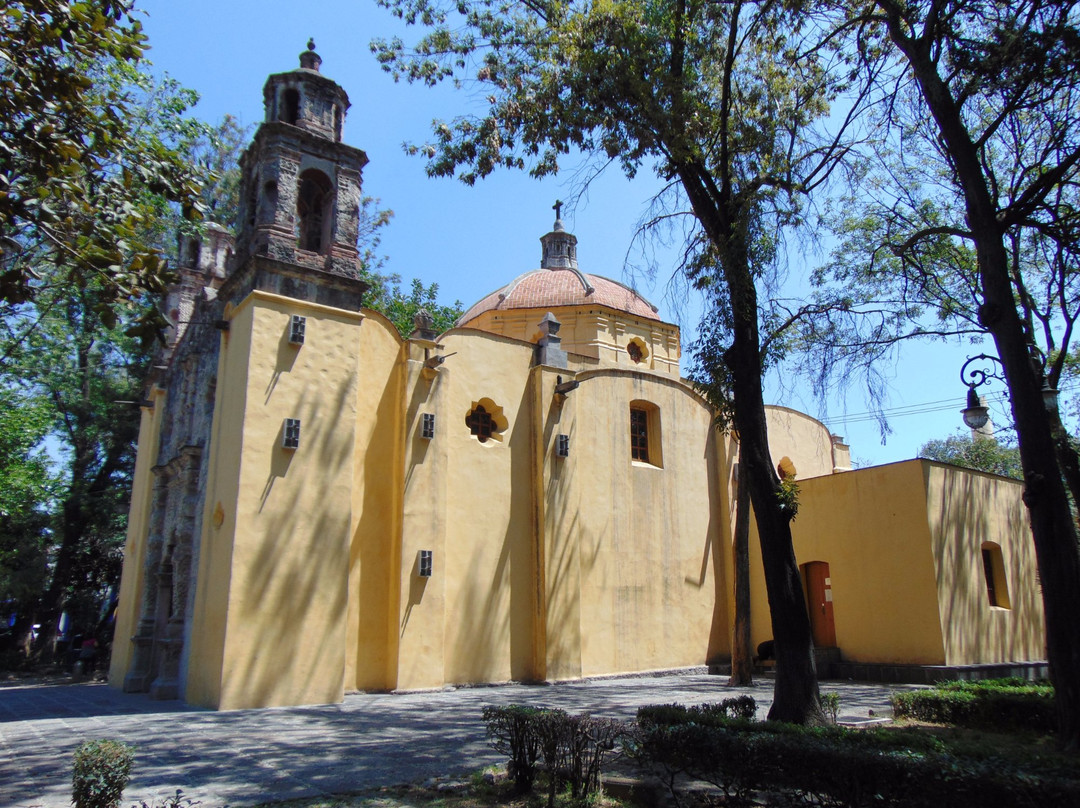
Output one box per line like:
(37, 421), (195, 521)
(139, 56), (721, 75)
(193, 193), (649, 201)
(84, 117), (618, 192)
(373, 0), (870, 722)
(0, 1), (206, 337)
(0, 387), (55, 649)
(810, 0), (1080, 747)
(0, 46), (219, 657)
(365, 275), (464, 337)
(919, 433), (1023, 479)
(24, 281), (147, 653)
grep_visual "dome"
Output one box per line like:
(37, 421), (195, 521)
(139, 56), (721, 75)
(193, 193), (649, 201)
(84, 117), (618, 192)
(458, 268), (661, 324)
(458, 210), (661, 325)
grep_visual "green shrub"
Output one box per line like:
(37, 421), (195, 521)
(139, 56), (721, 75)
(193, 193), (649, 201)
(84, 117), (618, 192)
(632, 701), (1079, 807)
(892, 681), (1056, 732)
(821, 692), (841, 724)
(71, 740), (134, 808)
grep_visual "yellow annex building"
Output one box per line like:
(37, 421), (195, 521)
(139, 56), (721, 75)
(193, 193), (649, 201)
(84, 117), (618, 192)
(109, 49), (1046, 710)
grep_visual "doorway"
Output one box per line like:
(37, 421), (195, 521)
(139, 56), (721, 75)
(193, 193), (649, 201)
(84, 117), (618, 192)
(802, 561), (836, 648)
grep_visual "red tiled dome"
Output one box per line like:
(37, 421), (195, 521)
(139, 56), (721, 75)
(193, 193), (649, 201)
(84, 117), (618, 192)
(459, 268), (661, 324)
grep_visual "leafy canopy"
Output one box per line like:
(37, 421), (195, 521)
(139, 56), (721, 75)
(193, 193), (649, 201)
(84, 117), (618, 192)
(0, 1), (207, 335)
(920, 433), (1023, 479)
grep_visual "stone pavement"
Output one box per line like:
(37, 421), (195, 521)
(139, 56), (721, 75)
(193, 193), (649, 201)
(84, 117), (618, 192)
(0, 672), (918, 808)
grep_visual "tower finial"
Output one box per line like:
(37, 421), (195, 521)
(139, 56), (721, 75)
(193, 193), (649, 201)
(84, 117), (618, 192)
(300, 39), (322, 71)
(553, 199), (563, 222)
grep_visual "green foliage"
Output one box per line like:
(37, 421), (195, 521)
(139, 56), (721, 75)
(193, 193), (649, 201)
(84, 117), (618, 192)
(632, 701), (1079, 807)
(364, 275), (463, 338)
(0, 48), (222, 651)
(893, 679), (1057, 733)
(820, 691), (840, 725)
(0, 386), (55, 610)
(71, 739), (134, 808)
(919, 433), (1023, 479)
(0, 2), (209, 335)
(777, 475), (800, 518)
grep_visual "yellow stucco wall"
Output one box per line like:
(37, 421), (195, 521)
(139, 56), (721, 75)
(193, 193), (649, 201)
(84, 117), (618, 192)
(187, 292), (365, 709)
(390, 329), (727, 690)
(437, 330), (538, 686)
(185, 304), (251, 709)
(925, 462), (1044, 664)
(394, 340), (451, 690)
(748, 461), (948, 664)
(765, 406), (842, 480)
(347, 310), (405, 692)
(538, 366), (728, 679)
(108, 388), (167, 687)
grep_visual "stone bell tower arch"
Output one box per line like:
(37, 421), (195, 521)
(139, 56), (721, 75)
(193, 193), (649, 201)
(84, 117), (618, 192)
(234, 39), (368, 280)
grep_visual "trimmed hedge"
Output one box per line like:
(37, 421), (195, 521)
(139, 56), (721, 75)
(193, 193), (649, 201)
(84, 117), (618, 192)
(632, 701), (1080, 808)
(892, 678), (1056, 732)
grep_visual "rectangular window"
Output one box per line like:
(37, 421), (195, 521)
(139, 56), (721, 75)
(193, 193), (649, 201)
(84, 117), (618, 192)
(981, 544), (1011, 608)
(557, 433), (570, 457)
(982, 548), (999, 606)
(630, 408), (649, 463)
(421, 413), (436, 440)
(419, 550), (433, 577)
(283, 418), (301, 449)
(289, 315), (306, 345)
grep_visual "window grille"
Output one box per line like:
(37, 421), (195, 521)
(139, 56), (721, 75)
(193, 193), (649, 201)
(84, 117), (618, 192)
(630, 408), (649, 462)
(419, 550), (433, 577)
(283, 418), (301, 449)
(466, 405), (495, 442)
(289, 315), (306, 345)
(557, 434), (570, 457)
(421, 413), (435, 440)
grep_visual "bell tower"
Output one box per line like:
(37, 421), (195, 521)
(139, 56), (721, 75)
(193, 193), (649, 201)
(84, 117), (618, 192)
(234, 40), (368, 282)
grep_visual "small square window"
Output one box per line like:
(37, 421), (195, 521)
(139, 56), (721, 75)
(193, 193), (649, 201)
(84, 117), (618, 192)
(418, 549), (433, 577)
(421, 413), (436, 440)
(289, 315), (306, 345)
(556, 434), (570, 457)
(283, 418), (301, 449)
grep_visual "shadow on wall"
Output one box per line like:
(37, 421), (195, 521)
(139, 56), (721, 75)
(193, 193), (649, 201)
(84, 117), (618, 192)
(932, 466), (1044, 665)
(264, 320), (302, 403)
(226, 365), (357, 708)
(355, 339), (406, 689)
(705, 427), (732, 664)
(444, 383), (532, 684)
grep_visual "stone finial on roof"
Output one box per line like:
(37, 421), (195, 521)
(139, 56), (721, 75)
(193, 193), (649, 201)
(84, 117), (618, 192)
(412, 307), (438, 341)
(300, 38), (322, 72)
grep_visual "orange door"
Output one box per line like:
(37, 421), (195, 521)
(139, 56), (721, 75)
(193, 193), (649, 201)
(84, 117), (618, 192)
(803, 561), (836, 648)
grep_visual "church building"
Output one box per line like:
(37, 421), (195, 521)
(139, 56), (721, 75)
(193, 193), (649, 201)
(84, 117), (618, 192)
(108, 47), (1046, 710)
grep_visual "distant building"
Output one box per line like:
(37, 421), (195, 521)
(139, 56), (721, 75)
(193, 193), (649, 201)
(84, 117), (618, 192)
(109, 47), (1045, 710)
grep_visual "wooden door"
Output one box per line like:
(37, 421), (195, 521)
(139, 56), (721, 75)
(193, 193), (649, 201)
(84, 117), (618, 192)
(803, 561), (836, 648)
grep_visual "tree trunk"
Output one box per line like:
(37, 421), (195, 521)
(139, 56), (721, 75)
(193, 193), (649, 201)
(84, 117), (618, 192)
(676, 155), (822, 723)
(728, 455), (754, 686)
(721, 226), (819, 723)
(884, 7), (1080, 749)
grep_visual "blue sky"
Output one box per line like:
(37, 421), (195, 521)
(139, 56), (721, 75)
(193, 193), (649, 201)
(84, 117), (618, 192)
(138, 0), (1005, 466)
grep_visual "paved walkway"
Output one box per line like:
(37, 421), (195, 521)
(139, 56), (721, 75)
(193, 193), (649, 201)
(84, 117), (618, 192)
(0, 673), (918, 808)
